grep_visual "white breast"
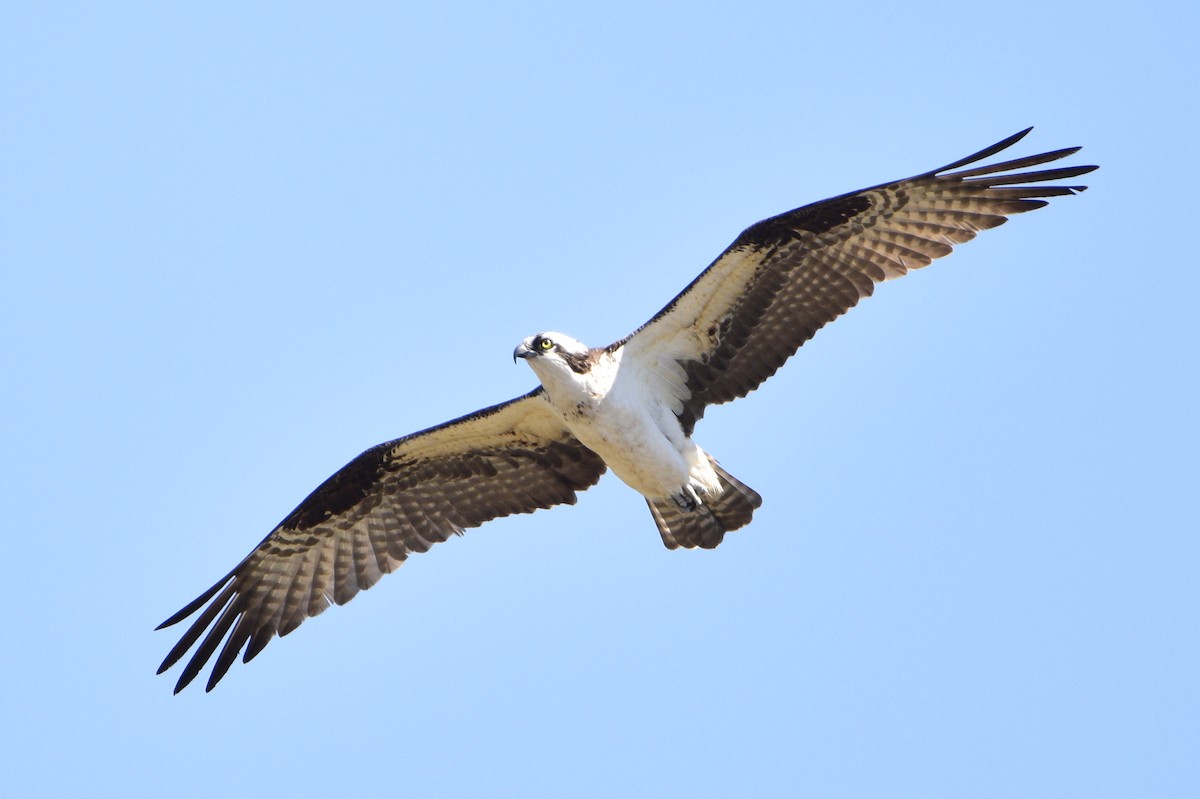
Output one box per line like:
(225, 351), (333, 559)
(530, 348), (711, 500)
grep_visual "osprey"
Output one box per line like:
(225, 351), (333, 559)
(158, 128), (1096, 692)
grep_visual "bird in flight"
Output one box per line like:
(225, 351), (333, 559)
(158, 128), (1096, 692)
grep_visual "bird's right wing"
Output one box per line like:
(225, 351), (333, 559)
(157, 388), (606, 693)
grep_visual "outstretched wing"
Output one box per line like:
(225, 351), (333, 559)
(615, 128), (1097, 434)
(157, 388), (605, 693)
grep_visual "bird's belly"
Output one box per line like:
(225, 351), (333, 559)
(565, 406), (688, 499)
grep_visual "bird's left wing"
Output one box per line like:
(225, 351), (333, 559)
(157, 388), (605, 692)
(613, 128), (1096, 434)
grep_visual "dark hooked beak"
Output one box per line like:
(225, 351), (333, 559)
(513, 343), (535, 363)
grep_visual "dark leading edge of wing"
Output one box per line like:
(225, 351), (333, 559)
(157, 389), (606, 693)
(618, 128), (1097, 435)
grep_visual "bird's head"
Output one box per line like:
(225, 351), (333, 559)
(513, 332), (594, 378)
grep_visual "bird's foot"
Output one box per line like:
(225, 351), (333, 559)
(670, 487), (701, 512)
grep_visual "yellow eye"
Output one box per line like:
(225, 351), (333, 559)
(538, 338), (554, 350)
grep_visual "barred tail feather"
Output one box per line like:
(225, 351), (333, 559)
(648, 461), (762, 550)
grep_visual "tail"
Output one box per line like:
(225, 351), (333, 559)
(646, 461), (763, 550)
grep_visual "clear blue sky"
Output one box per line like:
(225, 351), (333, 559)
(3, 2), (1196, 797)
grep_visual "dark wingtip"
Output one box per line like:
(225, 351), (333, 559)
(172, 671), (196, 694)
(934, 127), (1036, 173)
(156, 571), (235, 630)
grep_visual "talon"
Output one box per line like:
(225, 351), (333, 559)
(671, 488), (700, 511)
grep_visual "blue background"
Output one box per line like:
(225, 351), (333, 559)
(3, 2), (1196, 796)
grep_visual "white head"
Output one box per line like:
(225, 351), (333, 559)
(513, 332), (595, 381)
